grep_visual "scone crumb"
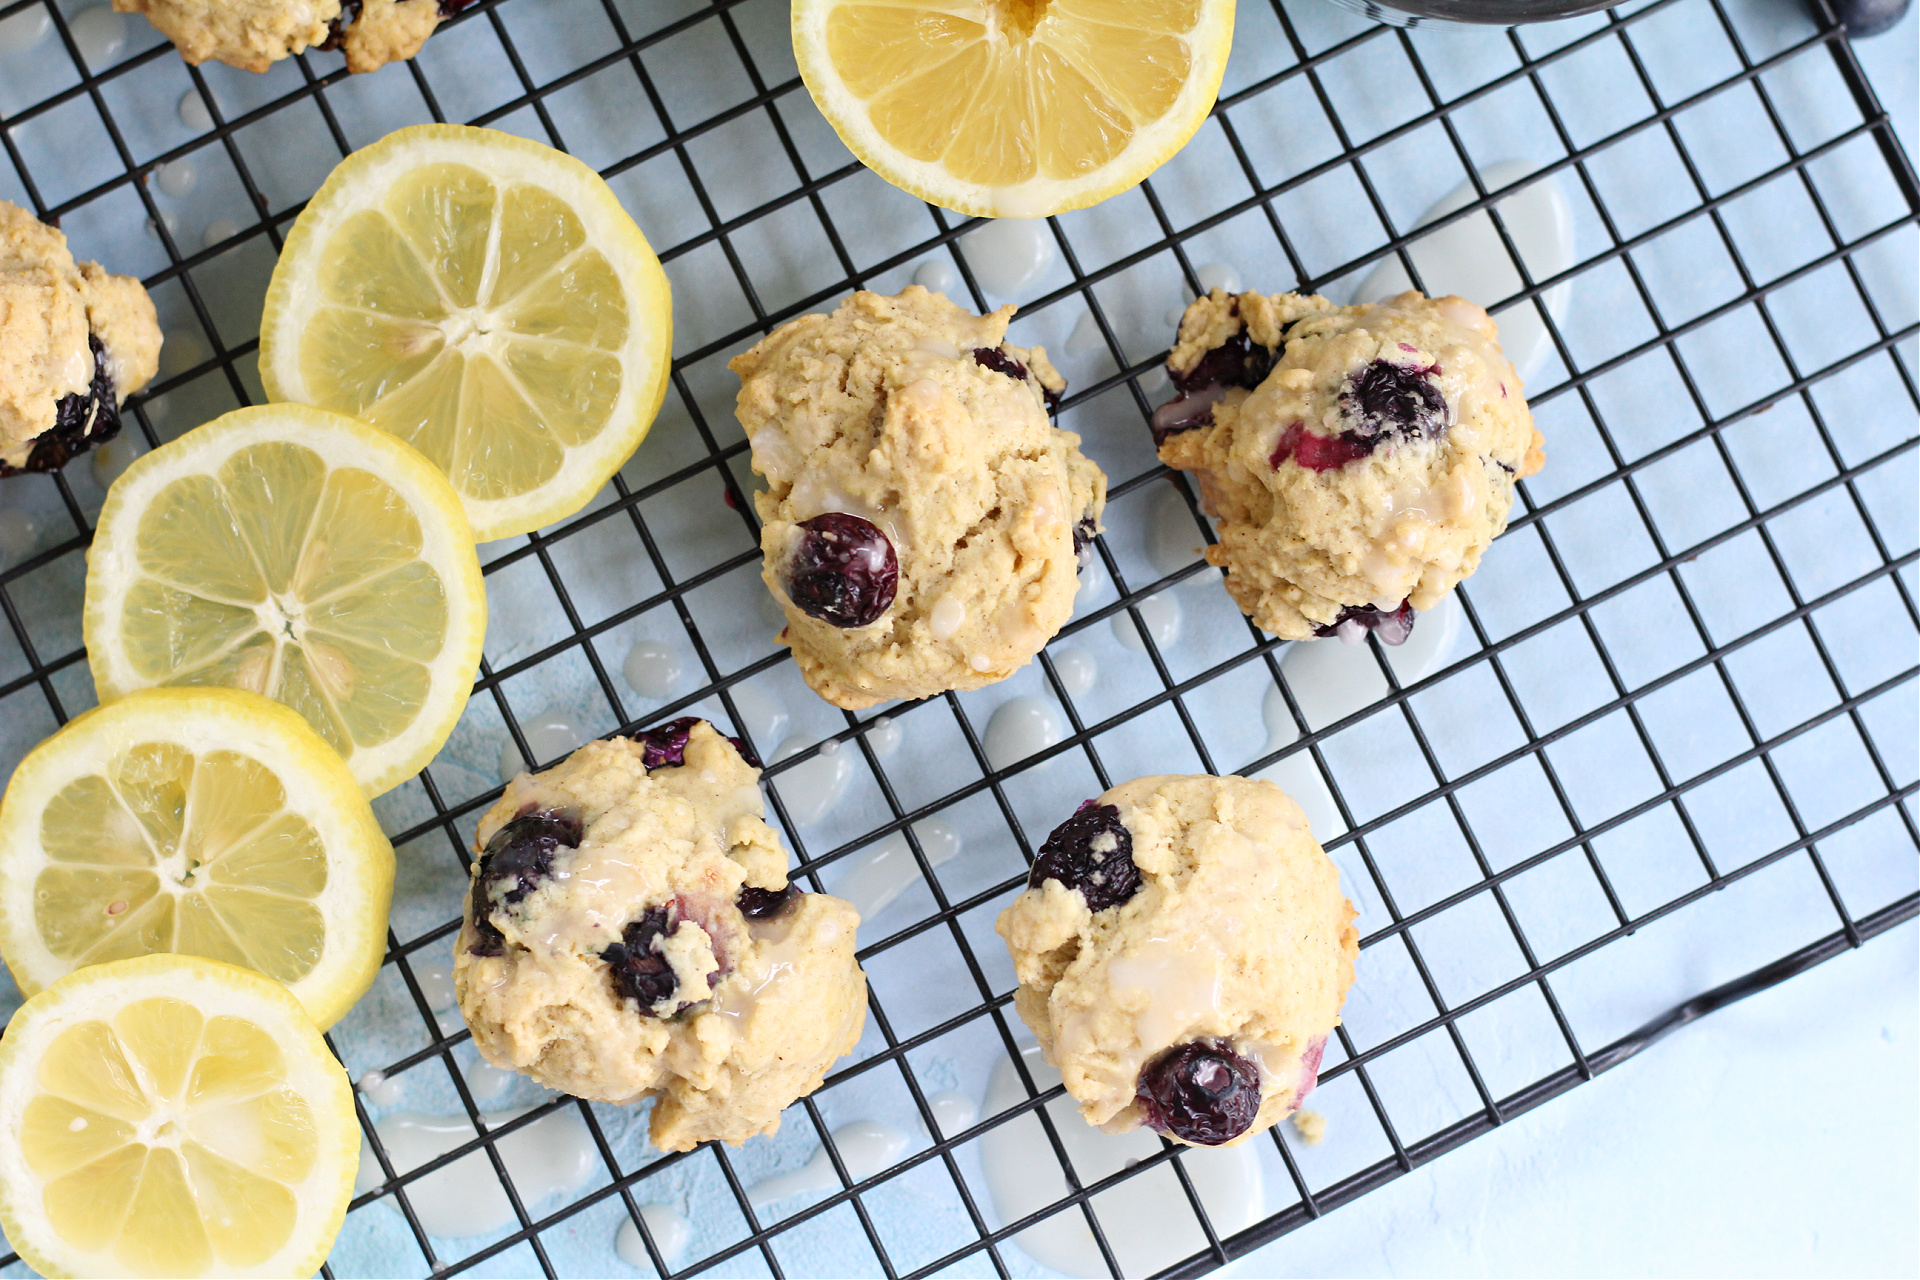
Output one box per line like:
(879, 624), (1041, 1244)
(1291, 1108), (1327, 1146)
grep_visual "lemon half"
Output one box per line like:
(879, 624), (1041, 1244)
(0, 954), (359, 1279)
(794, 0), (1235, 218)
(0, 687), (394, 1030)
(259, 123), (674, 541)
(84, 404), (486, 798)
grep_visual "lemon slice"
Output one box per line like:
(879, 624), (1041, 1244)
(0, 954), (359, 1279)
(0, 687), (394, 1030)
(83, 404), (486, 798)
(793, 0), (1235, 219)
(258, 123), (674, 541)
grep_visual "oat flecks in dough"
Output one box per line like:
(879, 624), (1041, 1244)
(0, 201), (159, 471)
(731, 286), (1107, 709)
(996, 774), (1358, 1148)
(454, 722), (868, 1153)
(113, 0), (448, 73)
(1156, 288), (1543, 641)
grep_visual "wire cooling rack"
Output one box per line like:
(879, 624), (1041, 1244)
(0, 0), (1914, 1275)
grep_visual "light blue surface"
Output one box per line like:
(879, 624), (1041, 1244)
(0, 0), (1912, 1275)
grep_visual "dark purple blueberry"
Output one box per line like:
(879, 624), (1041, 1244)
(784, 513), (898, 628)
(1027, 802), (1139, 912)
(1311, 600), (1415, 647)
(601, 905), (681, 1012)
(1072, 515), (1098, 569)
(973, 346), (1062, 411)
(736, 883), (802, 920)
(469, 808), (582, 955)
(973, 346), (1028, 381)
(0, 335), (121, 479)
(1136, 1040), (1262, 1146)
(1340, 359), (1447, 450)
(634, 717), (757, 769)
(1149, 384), (1229, 445)
(1171, 331), (1274, 396)
(1151, 329), (1276, 446)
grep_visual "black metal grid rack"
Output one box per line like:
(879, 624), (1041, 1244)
(0, 0), (1914, 1275)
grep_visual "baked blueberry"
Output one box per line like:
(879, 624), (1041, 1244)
(601, 905), (681, 1012)
(469, 808), (583, 956)
(1340, 359), (1447, 450)
(634, 717), (757, 769)
(0, 335), (122, 479)
(736, 883), (802, 920)
(1312, 600), (1415, 646)
(784, 513), (899, 629)
(1136, 1040), (1263, 1146)
(1151, 328), (1276, 444)
(1028, 802), (1139, 911)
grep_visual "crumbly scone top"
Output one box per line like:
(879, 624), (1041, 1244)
(731, 286), (1105, 708)
(1157, 288), (1542, 639)
(996, 773), (1359, 1146)
(454, 724), (866, 1151)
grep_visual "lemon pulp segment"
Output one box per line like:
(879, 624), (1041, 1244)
(798, 0), (1231, 217)
(25, 999), (317, 1273)
(121, 438), (446, 758)
(0, 956), (358, 1279)
(293, 157), (642, 520)
(34, 740), (327, 985)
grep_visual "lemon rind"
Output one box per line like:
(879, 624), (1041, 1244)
(790, 0), (1236, 220)
(83, 404), (486, 798)
(258, 123), (675, 542)
(0, 687), (396, 1030)
(0, 954), (358, 1280)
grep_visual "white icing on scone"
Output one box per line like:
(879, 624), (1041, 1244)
(454, 721), (867, 1152)
(1155, 288), (1543, 642)
(996, 774), (1358, 1148)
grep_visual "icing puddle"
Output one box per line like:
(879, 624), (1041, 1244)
(982, 1043), (1261, 1277)
(354, 1106), (596, 1239)
(747, 1121), (911, 1209)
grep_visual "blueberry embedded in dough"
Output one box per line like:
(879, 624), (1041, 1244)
(782, 513), (899, 629)
(1027, 802), (1140, 912)
(454, 725), (867, 1152)
(0, 201), (159, 476)
(1151, 287), (1542, 642)
(1135, 1039), (1263, 1146)
(996, 773), (1357, 1147)
(467, 808), (583, 957)
(731, 286), (1108, 709)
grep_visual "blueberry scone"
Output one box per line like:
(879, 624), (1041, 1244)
(1152, 288), (1543, 644)
(113, 0), (477, 74)
(0, 201), (159, 477)
(996, 774), (1358, 1147)
(730, 286), (1106, 709)
(454, 718), (867, 1152)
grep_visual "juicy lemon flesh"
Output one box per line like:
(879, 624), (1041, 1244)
(825, 0), (1197, 186)
(118, 438), (451, 759)
(299, 162), (630, 505)
(21, 998), (317, 1275)
(32, 741), (328, 985)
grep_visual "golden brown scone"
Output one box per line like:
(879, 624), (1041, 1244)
(731, 286), (1106, 709)
(0, 201), (159, 473)
(996, 774), (1358, 1148)
(1153, 288), (1542, 643)
(113, 0), (452, 74)
(454, 720), (867, 1153)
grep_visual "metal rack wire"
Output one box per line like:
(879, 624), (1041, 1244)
(0, 0), (1913, 1275)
